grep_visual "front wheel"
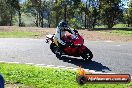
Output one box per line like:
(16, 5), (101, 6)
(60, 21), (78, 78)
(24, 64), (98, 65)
(81, 48), (93, 62)
(50, 43), (62, 59)
(50, 43), (58, 54)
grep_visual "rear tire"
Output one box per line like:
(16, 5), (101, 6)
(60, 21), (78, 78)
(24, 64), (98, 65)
(81, 48), (93, 62)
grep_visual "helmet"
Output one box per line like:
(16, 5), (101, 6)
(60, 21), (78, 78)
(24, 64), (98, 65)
(58, 21), (68, 31)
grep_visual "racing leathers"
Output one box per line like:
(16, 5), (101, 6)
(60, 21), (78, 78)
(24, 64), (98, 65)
(54, 26), (76, 55)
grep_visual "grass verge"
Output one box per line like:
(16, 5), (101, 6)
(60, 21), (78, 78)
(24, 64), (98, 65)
(0, 63), (132, 88)
(0, 31), (42, 38)
(99, 30), (132, 36)
(95, 24), (128, 28)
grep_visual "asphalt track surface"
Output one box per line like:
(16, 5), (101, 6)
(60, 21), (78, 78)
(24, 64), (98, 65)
(0, 38), (132, 74)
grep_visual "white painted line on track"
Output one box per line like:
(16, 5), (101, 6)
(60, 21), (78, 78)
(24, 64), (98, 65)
(7, 62), (20, 64)
(25, 63), (34, 65)
(47, 65), (55, 67)
(35, 64), (47, 66)
(57, 66), (66, 68)
(0, 61), (5, 63)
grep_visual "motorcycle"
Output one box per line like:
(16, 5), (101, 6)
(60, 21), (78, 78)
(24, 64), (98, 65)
(45, 29), (93, 61)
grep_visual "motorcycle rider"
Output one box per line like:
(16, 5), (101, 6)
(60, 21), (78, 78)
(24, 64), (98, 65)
(54, 20), (77, 56)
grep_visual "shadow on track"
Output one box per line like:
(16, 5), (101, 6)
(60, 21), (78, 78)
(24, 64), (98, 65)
(59, 56), (111, 72)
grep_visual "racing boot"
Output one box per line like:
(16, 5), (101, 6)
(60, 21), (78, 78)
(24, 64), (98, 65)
(55, 44), (66, 58)
(55, 45), (63, 58)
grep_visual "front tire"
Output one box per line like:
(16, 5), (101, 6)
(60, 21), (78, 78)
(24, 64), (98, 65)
(50, 43), (58, 54)
(50, 43), (62, 59)
(81, 48), (93, 61)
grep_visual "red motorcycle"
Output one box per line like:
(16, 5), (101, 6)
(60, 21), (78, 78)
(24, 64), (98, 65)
(46, 30), (93, 61)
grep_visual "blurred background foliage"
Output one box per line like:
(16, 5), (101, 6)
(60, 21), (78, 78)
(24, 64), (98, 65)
(0, 0), (132, 29)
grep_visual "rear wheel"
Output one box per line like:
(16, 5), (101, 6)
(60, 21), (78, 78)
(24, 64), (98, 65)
(81, 48), (93, 62)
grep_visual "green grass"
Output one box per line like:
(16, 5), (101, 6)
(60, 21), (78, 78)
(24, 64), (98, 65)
(95, 24), (128, 28)
(0, 31), (42, 38)
(0, 63), (132, 88)
(99, 30), (132, 36)
(113, 24), (128, 28)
